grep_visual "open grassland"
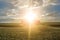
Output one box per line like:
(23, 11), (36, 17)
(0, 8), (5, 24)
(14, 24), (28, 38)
(0, 22), (60, 27)
(40, 22), (60, 27)
(0, 23), (22, 27)
(0, 22), (60, 40)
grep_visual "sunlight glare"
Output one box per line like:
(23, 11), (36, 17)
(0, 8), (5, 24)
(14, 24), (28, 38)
(24, 8), (37, 24)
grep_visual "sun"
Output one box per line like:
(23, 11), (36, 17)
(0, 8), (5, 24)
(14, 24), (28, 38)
(24, 7), (37, 24)
(24, 13), (36, 23)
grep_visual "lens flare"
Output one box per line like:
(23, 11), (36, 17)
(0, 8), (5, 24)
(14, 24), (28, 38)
(24, 8), (37, 24)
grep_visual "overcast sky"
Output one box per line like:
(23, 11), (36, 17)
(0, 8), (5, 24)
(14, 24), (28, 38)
(0, 0), (60, 23)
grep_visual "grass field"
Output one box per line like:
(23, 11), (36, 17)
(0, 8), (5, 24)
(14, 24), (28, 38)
(0, 22), (60, 40)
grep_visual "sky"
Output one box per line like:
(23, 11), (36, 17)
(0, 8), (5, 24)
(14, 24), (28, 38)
(0, 0), (60, 23)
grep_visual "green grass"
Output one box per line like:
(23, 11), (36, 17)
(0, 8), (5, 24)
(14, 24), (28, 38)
(0, 23), (60, 40)
(0, 22), (60, 27)
(0, 23), (22, 27)
(40, 22), (60, 27)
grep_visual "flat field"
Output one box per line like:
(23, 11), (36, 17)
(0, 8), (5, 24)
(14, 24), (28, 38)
(0, 22), (60, 40)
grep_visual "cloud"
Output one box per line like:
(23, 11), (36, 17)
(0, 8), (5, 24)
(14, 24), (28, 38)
(42, 0), (60, 7)
(42, 0), (60, 22)
(0, 0), (60, 22)
(0, 0), (16, 23)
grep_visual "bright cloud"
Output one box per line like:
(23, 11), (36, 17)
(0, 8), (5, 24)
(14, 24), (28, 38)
(0, 0), (60, 23)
